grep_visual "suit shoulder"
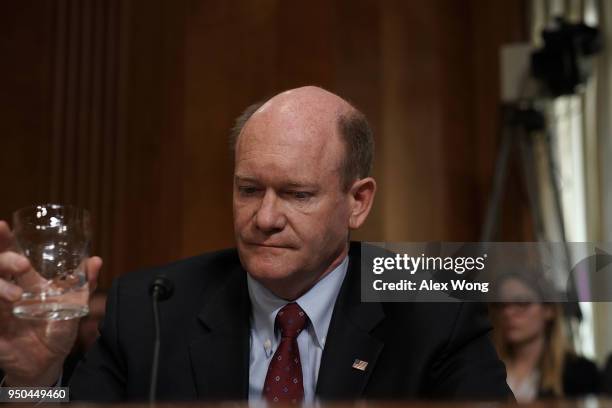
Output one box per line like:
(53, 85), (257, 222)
(380, 301), (491, 343)
(562, 353), (601, 396)
(563, 353), (600, 379)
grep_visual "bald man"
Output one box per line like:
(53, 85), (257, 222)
(0, 87), (512, 402)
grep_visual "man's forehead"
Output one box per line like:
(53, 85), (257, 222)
(234, 87), (351, 178)
(246, 87), (352, 136)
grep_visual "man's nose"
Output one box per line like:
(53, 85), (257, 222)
(254, 190), (286, 233)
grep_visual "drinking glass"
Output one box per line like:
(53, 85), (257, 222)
(11, 204), (90, 320)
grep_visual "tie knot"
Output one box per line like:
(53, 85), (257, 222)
(275, 303), (307, 339)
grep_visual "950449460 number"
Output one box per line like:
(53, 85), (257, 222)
(0, 387), (69, 402)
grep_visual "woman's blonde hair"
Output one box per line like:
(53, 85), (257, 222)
(491, 273), (570, 397)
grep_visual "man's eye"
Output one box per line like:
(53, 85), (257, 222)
(238, 186), (259, 196)
(289, 191), (312, 200)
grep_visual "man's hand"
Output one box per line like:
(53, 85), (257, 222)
(0, 220), (102, 386)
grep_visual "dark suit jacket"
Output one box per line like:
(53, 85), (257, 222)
(602, 354), (612, 395)
(538, 353), (600, 398)
(69, 243), (513, 401)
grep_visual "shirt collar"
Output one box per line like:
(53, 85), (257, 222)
(247, 256), (349, 350)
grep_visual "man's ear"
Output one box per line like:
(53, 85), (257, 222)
(348, 177), (376, 230)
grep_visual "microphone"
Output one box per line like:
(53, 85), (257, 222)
(148, 276), (174, 402)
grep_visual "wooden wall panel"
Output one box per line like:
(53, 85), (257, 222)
(46, 0), (128, 288)
(114, 0), (186, 279)
(276, 0), (335, 88)
(381, 0), (458, 240)
(380, 0), (528, 241)
(1, 0), (129, 288)
(181, 0), (279, 258)
(333, 0), (384, 242)
(469, 0), (533, 240)
(0, 1), (54, 213)
(1, 0), (529, 287)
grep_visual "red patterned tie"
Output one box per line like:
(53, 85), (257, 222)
(262, 302), (308, 404)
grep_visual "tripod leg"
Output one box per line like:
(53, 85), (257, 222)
(517, 129), (547, 241)
(481, 115), (513, 242)
(543, 129), (582, 322)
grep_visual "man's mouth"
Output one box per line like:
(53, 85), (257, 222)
(246, 242), (294, 250)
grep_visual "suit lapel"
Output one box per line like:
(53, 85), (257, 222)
(189, 264), (251, 401)
(316, 243), (385, 400)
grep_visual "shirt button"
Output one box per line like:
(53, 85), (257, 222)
(264, 339), (272, 354)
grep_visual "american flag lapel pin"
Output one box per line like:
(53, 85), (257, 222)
(352, 359), (368, 371)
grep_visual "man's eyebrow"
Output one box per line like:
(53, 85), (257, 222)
(234, 176), (317, 189)
(234, 175), (259, 183)
(284, 182), (318, 189)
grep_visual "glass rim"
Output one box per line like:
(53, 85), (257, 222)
(12, 203), (90, 224)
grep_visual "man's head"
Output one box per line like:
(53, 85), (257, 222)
(232, 86), (376, 300)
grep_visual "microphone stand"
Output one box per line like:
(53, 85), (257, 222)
(148, 276), (174, 403)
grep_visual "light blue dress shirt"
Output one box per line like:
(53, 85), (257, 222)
(247, 256), (348, 403)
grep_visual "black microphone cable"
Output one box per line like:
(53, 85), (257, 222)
(148, 276), (174, 403)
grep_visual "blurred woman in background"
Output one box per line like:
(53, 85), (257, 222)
(490, 273), (599, 402)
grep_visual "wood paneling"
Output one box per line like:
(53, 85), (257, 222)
(470, 0), (533, 240)
(0, 1), (54, 211)
(46, 0), (128, 288)
(115, 0), (186, 278)
(1, 0), (529, 286)
(332, 0), (383, 242)
(181, 0), (277, 258)
(381, 0), (468, 240)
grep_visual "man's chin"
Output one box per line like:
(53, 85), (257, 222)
(240, 243), (293, 265)
(244, 261), (296, 282)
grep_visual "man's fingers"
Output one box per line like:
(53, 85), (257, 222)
(0, 251), (30, 279)
(0, 220), (15, 252)
(0, 279), (23, 302)
(86, 256), (102, 294)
